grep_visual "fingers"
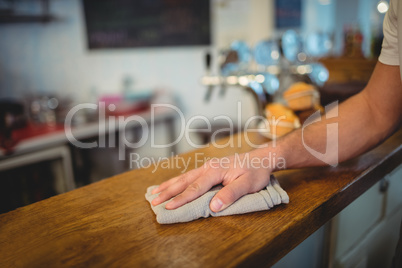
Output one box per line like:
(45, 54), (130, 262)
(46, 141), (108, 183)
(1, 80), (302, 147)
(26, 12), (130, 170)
(151, 167), (204, 206)
(151, 167), (201, 194)
(210, 174), (267, 212)
(151, 177), (189, 206)
(209, 177), (248, 212)
(151, 177), (179, 195)
(165, 172), (221, 210)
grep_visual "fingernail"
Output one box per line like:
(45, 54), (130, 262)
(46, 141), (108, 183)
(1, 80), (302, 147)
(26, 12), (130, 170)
(211, 198), (223, 212)
(165, 201), (175, 210)
(151, 187), (159, 194)
(152, 197), (160, 205)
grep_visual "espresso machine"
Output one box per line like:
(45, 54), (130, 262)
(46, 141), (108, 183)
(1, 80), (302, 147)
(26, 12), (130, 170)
(201, 30), (331, 118)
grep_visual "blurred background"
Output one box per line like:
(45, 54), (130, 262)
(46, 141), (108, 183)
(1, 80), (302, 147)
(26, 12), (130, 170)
(2, 1), (402, 267)
(0, 0), (387, 213)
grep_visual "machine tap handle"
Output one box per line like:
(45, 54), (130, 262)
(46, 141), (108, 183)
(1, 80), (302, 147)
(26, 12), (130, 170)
(204, 52), (214, 102)
(205, 52), (212, 73)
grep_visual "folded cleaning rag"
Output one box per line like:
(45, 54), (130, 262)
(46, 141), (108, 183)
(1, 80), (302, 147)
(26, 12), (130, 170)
(145, 175), (289, 224)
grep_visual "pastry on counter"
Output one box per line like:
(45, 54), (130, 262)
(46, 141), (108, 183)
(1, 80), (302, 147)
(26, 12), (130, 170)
(283, 82), (320, 111)
(264, 103), (301, 138)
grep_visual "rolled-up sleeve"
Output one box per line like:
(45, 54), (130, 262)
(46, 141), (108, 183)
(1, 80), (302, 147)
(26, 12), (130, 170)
(379, 0), (400, 66)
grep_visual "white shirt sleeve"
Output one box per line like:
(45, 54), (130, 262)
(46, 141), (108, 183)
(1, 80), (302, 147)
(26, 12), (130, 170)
(379, 0), (400, 66)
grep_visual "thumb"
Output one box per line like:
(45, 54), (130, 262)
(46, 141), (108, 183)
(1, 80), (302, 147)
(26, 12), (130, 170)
(210, 177), (250, 212)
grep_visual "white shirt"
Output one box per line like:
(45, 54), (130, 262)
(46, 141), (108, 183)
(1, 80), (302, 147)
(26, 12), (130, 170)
(378, 0), (402, 82)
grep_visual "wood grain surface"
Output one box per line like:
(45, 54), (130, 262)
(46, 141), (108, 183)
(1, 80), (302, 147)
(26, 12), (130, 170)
(0, 130), (401, 268)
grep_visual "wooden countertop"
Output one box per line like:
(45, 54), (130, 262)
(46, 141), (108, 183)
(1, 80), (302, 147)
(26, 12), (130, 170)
(1, 130), (401, 267)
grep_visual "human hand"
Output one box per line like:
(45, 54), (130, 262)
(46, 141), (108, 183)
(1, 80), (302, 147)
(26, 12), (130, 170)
(151, 146), (275, 212)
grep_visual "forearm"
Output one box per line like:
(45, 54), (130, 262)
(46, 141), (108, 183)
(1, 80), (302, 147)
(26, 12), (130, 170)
(272, 93), (393, 169)
(268, 62), (402, 170)
(152, 63), (401, 212)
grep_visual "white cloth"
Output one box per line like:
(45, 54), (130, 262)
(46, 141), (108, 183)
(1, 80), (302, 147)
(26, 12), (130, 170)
(145, 175), (289, 224)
